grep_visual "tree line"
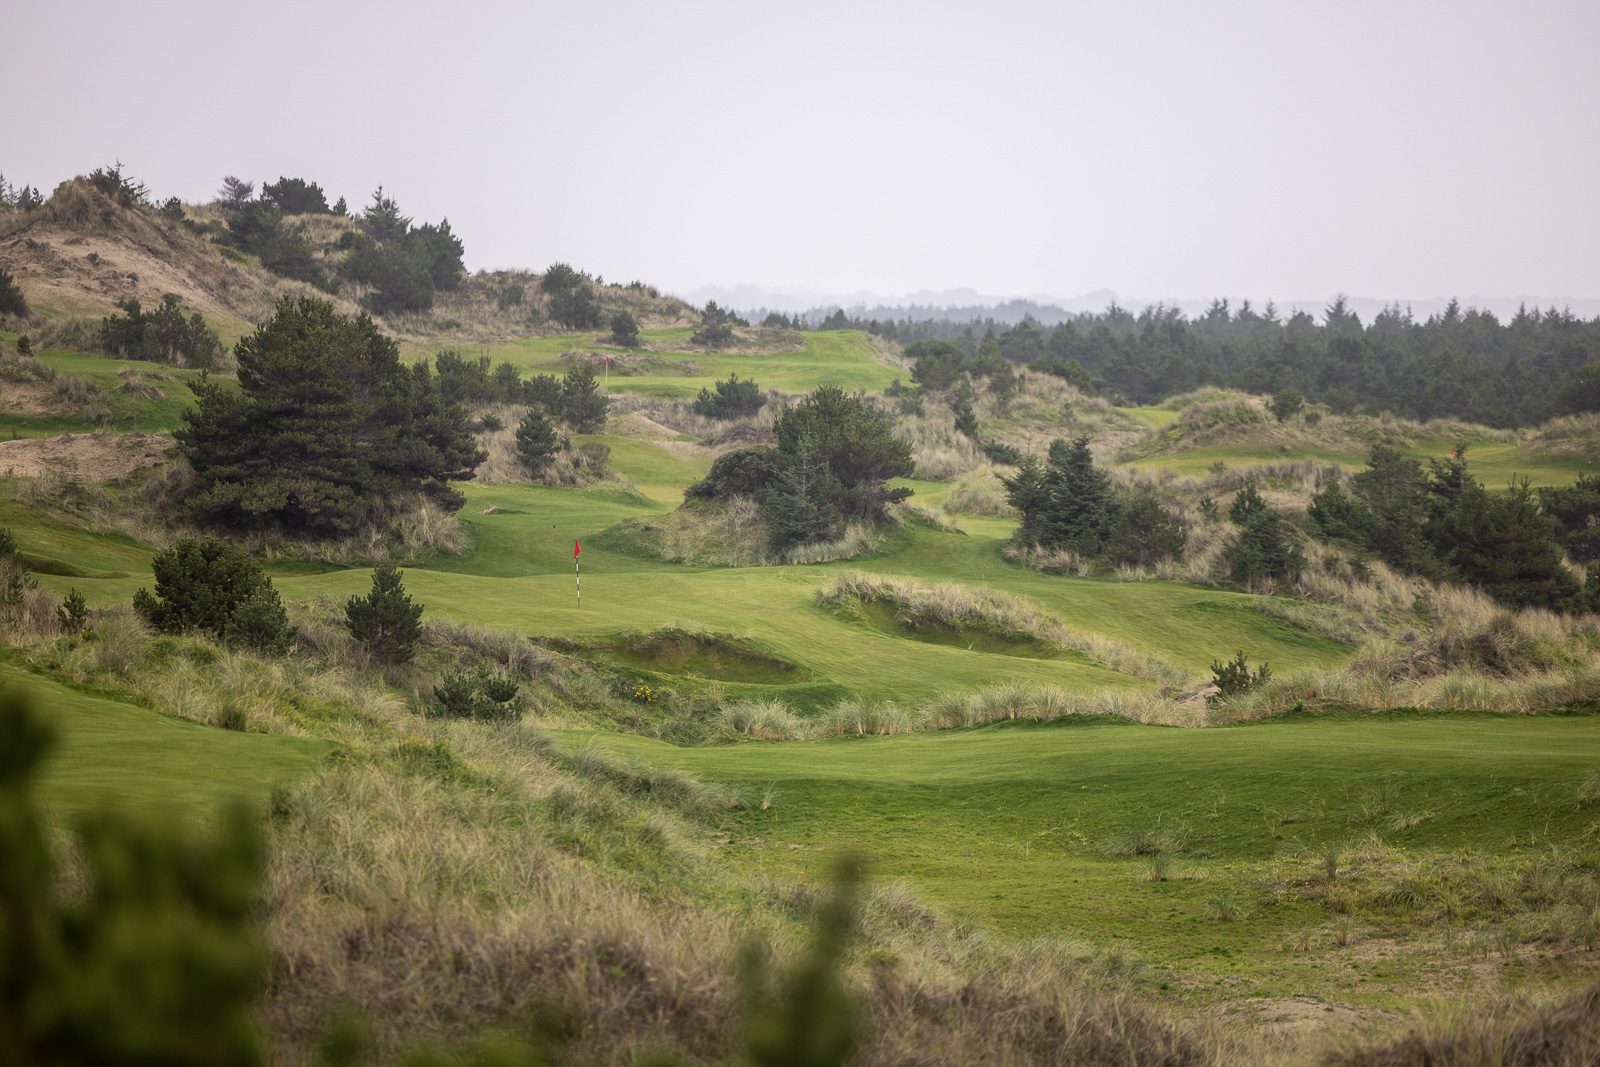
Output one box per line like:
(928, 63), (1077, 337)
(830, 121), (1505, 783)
(817, 298), (1600, 427)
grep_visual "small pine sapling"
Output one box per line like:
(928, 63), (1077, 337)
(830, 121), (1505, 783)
(345, 562), (423, 663)
(57, 588), (89, 635)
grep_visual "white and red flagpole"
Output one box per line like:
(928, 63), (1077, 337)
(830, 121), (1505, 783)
(574, 540), (581, 602)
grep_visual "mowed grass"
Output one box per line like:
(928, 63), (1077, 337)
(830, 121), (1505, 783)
(1126, 437), (1591, 490)
(574, 708), (1600, 1009)
(485, 328), (900, 399)
(6, 664), (330, 822)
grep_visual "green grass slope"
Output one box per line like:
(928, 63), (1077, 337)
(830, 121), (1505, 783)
(576, 707), (1600, 1011)
(7, 663), (330, 820)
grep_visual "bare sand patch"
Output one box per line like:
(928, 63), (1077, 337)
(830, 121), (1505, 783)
(0, 432), (173, 481)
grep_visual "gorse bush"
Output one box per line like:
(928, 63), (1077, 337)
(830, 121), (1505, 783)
(132, 535), (295, 653)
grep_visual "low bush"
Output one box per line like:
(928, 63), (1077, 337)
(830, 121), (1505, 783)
(132, 536), (296, 653)
(693, 373), (766, 419)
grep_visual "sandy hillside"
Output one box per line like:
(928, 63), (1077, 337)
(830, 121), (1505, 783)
(0, 179), (362, 337)
(0, 432), (174, 480)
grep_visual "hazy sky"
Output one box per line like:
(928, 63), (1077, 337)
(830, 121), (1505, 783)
(7, 0), (1598, 308)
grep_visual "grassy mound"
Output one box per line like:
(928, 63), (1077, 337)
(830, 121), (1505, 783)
(569, 627), (809, 685)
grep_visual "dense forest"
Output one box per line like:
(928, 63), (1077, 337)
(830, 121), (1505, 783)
(807, 299), (1600, 427)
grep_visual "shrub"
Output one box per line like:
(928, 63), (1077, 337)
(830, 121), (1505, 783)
(432, 669), (520, 719)
(345, 563), (424, 664)
(99, 294), (223, 369)
(0, 266), (28, 318)
(515, 408), (567, 472)
(1208, 650), (1272, 702)
(15, 335), (32, 357)
(132, 535), (295, 654)
(56, 588), (88, 634)
(0, 691), (268, 1066)
(692, 373), (766, 419)
(223, 588), (295, 655)
(608, 309), (640, 347)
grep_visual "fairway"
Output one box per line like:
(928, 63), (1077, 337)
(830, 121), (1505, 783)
(23, 471), (1352, 704)
(576, 708), (1600, 1009)
(5, 665), (331, 821)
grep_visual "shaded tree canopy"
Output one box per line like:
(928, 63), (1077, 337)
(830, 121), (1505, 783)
(176, 297), (484, 533)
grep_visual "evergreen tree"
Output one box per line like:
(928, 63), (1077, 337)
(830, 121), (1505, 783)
(608, 310), (640, 347)
(1428, 476), (1580, 611)
(345, 563), (424, 664)
(1038, 436), (1121, 555)
(0, 268), (27, 318)
(132, 535), (296, 651)
(763, 437), (841, 550)
(1106, 489), (1186, 565)
(693, 373), (766, 419)
(772, 385), (913, 523)
(515, 408), (567, 472)
(1223, 483), (1304, 584)
(951, 379), (979, 438)
(177, 297), (484, 533)
(559, 363), (609, 432)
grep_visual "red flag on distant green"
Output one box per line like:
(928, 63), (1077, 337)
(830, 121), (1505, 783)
(574, 540), (581, 558)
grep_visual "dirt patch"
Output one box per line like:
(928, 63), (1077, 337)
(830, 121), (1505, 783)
(1210, 994), (1389, 1041)
(0, 432), (174, 480)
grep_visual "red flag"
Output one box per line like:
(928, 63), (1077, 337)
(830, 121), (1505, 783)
(574, 540), (581, 558)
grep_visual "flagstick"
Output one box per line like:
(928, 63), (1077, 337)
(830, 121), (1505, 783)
(576, 555), (580, 602)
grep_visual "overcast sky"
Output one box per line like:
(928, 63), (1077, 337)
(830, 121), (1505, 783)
(7, 0), (1598, 310)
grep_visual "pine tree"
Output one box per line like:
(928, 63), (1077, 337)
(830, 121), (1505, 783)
(345, 563), (423, 663)
(763, 438), (840, 550)
(1039, 436), (1121, 555)
(515, 408), (566, 473)
(559, 363), (610, 432)
(951, 379), (979, 438)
